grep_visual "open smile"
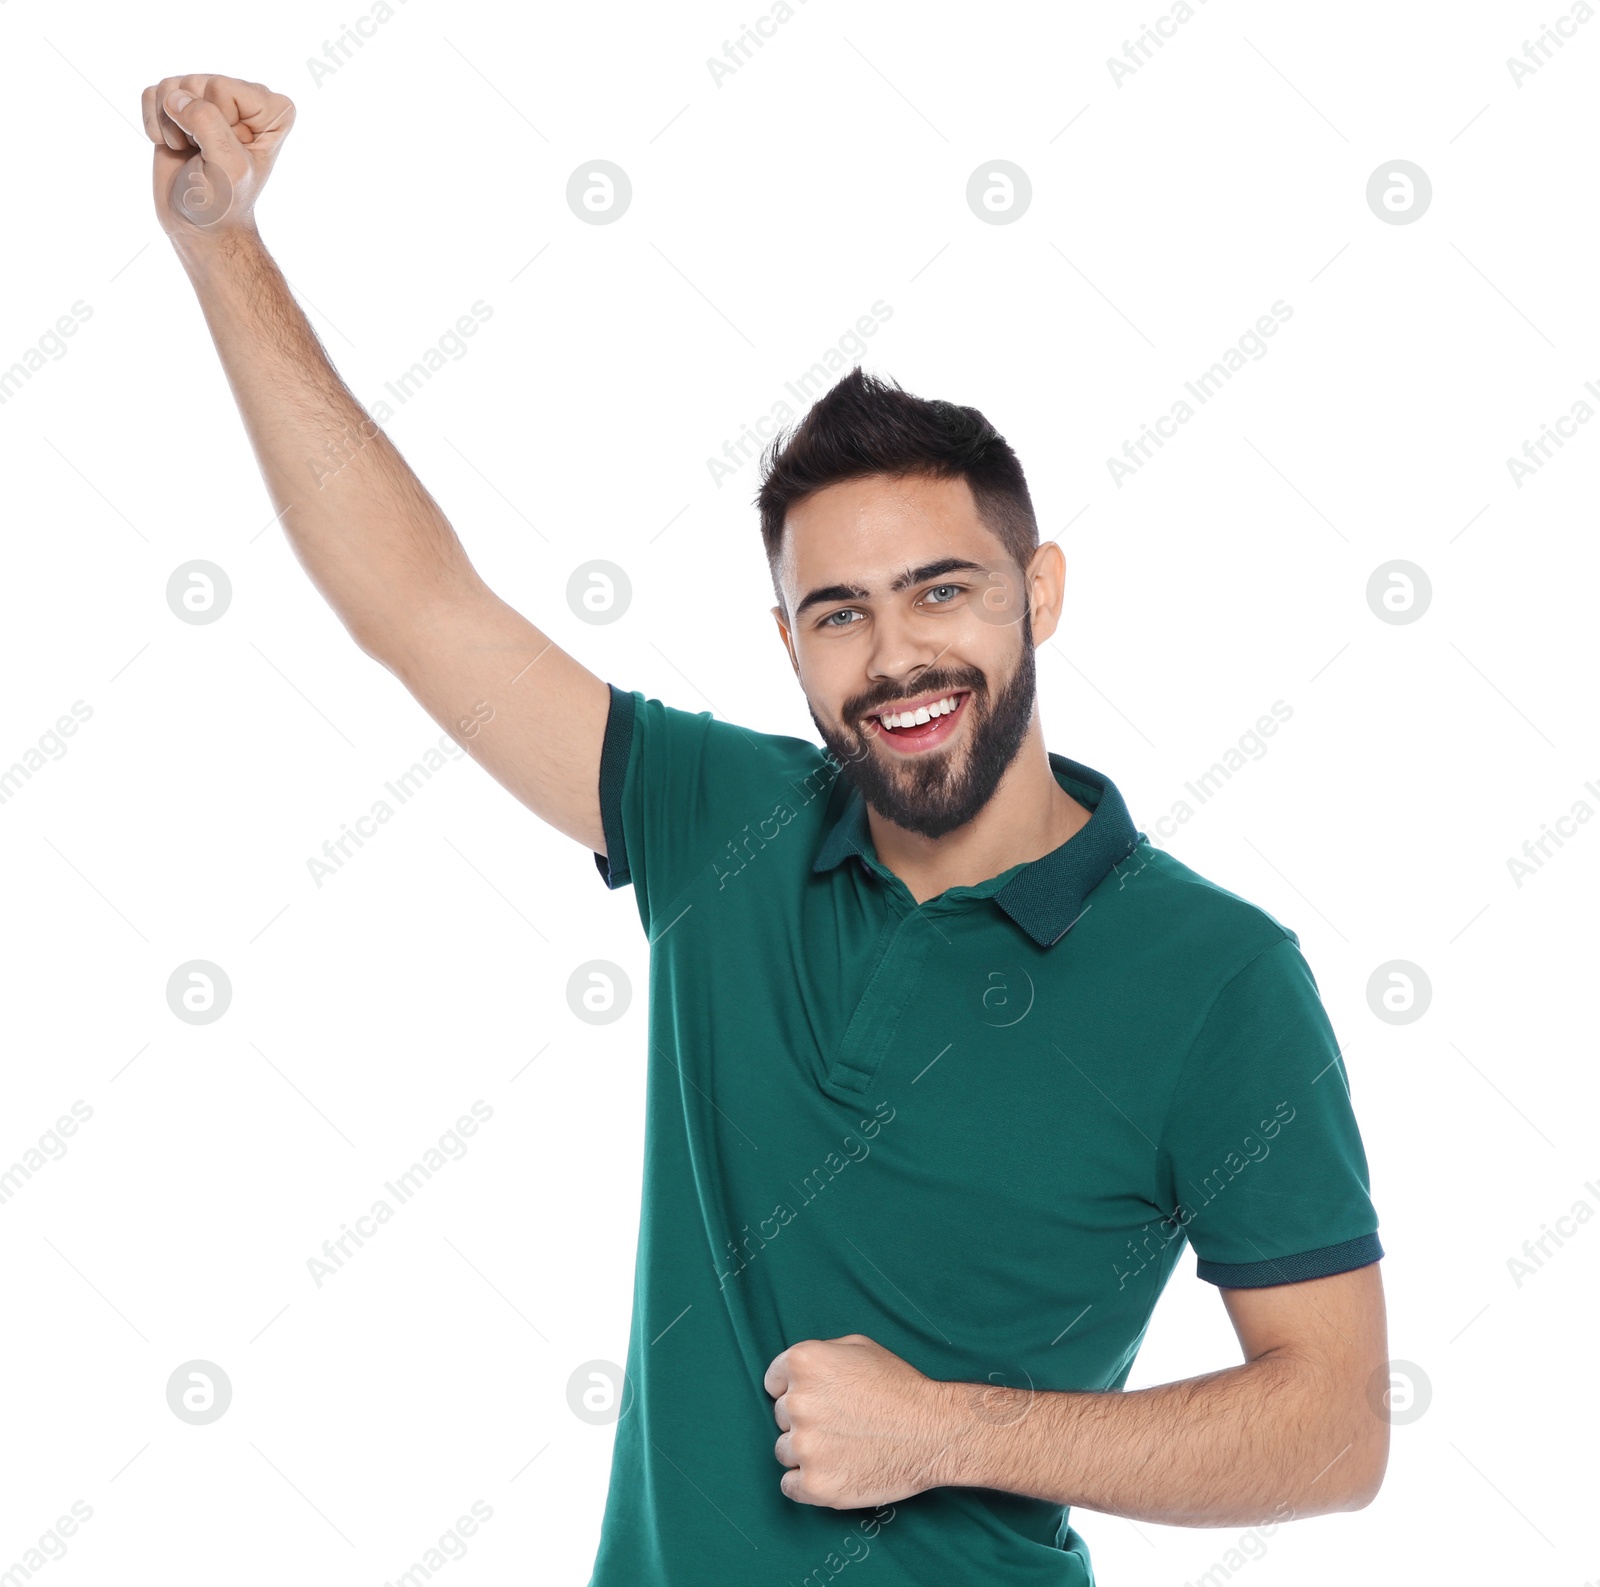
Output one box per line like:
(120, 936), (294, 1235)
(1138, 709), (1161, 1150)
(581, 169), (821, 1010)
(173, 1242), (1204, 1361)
(862, 689), (972, 755)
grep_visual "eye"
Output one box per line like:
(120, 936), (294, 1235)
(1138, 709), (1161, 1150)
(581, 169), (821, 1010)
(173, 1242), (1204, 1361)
(922, 583), (964, 605)
(818, 608), (863, 628)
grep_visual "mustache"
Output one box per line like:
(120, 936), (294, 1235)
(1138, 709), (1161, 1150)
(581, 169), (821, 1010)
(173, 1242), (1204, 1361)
(845, 671), (986, 721)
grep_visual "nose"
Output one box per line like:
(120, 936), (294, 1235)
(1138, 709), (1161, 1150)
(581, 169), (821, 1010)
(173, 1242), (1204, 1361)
(864, 604), (949, 694)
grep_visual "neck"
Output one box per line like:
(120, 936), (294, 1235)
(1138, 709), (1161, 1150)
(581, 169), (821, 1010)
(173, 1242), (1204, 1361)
(866, 716), (1091, 905)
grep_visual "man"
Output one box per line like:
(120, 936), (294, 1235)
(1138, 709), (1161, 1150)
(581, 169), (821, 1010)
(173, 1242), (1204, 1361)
(143, 74), (1388, 1586)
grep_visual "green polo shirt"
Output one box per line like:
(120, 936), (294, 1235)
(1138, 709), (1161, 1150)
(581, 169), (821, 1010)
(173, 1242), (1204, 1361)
(587, 686), (1381, 1587)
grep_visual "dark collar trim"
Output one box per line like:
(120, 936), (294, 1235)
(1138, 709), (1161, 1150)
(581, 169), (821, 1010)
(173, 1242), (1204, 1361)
(812, 754), (1139, 948)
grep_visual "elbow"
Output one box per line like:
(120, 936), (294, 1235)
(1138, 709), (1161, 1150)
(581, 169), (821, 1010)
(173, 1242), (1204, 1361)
(1277, 1399), (1388, 1517)
(1344, 1454), (1388, 1512)
(349, 619), (408, 674)
(1271, 1343), (1390, 1515)
(1335, 1422), (1390, 1513)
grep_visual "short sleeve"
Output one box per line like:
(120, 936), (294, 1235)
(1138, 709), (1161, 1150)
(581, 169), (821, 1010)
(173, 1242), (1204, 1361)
(1154, 933), (1383, 1288)
(591, 685), (823, 936)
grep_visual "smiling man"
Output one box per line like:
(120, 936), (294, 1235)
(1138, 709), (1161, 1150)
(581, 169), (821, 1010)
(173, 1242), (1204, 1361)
(146, 72), (1388, 1587)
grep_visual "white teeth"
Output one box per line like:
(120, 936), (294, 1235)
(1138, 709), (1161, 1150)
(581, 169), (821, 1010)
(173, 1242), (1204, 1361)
(880, 694), (960, 729)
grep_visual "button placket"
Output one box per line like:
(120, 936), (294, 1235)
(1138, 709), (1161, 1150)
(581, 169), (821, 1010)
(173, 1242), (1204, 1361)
(824, 905), (944, 1095)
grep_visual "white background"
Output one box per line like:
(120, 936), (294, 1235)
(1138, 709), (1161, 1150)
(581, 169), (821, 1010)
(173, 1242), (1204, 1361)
(2, 1), (1596, 1583)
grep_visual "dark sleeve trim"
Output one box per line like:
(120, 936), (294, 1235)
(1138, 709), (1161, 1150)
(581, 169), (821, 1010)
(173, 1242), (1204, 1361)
(592, 684), (636, 890)
(1197, 1232), (1384, 1289)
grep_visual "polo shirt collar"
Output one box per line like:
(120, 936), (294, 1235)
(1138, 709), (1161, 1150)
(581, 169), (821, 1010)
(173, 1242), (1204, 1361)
(811, 754), (1140, 949)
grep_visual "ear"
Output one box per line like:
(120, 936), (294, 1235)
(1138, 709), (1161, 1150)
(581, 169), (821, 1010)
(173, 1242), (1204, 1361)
(1023, 541), (1066, 645)
(772, 604), (800, 676)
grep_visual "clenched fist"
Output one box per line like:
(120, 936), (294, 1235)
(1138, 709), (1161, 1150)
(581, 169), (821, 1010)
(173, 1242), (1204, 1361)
(140, 75), (295, 242)
(765, 1334), (963, 1509)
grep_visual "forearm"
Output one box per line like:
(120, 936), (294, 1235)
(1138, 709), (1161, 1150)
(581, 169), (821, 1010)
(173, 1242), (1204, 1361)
(938, 1350), (1377, 1526)
(172, 226), (483, 656)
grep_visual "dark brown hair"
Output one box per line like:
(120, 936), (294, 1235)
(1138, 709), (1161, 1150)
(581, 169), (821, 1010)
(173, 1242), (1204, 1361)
(754, 367), (1038, 606)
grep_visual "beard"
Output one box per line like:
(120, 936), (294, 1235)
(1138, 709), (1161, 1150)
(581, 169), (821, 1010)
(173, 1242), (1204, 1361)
(809, 611), (1038, 842)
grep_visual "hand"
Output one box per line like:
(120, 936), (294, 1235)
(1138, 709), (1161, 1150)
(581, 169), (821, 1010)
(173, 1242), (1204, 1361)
(764, 1333), (959, 1509)
(140, 75), (296, 243)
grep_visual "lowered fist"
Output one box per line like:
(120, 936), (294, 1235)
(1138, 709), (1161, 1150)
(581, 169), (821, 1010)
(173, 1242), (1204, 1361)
(765, 1334), (962, 1509)
(140, 75), (295, 241)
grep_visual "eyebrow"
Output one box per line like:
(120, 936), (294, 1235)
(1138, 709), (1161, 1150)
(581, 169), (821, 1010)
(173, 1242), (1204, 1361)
(793, 558), (991, 619)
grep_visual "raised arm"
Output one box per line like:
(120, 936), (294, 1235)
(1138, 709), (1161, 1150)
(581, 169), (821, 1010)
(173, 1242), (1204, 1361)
(142, 73), (611, 854)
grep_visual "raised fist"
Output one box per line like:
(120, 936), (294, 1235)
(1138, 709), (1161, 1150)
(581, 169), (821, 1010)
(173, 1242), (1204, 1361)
(140, 75), (296, 240)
